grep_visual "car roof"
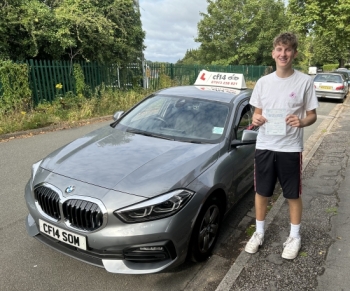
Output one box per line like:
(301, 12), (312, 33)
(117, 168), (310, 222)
(314, 73), (344, 83)
(332, 70), (349, 76)
(155, 85), (252, 104)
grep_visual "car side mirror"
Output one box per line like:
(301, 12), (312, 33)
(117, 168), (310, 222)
(231, 130), (258, 148)
(113, 111), (124, 121)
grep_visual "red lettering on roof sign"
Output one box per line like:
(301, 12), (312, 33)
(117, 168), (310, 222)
(200, 73), (206, 81)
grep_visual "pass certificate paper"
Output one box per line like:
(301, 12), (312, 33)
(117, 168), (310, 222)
(265, 109), (287, 135)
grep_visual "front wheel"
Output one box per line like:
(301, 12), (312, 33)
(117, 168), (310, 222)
(188, 198), (222, 262)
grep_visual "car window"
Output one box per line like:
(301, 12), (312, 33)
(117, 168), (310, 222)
(330, 75), (342, 83)
(334, 72), (349, 81)
(236, 105), (254, 140)
(314, 75), (327, 82)
(126, 96), (167, 124)
(314, 74), (342, 83)
(117, 95), (230, 143)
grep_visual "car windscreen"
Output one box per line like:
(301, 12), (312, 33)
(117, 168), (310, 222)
(115, 95), (230, 143)
(314, 74), (342, 83)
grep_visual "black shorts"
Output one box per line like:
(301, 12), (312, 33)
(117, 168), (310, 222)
(254, 149), (302, 199)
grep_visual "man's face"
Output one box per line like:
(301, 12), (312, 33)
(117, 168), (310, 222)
(272, 43), (298, 69)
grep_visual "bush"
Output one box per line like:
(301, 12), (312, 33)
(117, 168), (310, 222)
(0, 60), (32, 115)
(323, 64), (339, 72)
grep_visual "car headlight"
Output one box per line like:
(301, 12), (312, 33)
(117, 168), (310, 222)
(30, 160), (42, 190)
(114, 189), (194, 223)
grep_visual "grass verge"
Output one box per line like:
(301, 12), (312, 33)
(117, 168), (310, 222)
(0, 87), (151, 136)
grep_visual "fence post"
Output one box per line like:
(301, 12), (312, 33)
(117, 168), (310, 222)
(28, 60), (38, 106)
(194, 65), (198, 83)
(170, 63), (174, 80)
(35, 60), (44, 104)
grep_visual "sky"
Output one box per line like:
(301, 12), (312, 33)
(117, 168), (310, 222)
(139, 0), (208, 63)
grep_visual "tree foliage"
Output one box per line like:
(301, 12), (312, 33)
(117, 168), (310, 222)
(287, 0), (350, 66)
(0, 0), (145, 65)
(176, 49), (202, 65)
(0, 60), (32, 114)
(195, 0), (287, 66)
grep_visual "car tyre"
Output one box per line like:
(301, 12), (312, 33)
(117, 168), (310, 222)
(188, 197), (222, 262)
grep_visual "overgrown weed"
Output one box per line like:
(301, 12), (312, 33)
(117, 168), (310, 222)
(0, 88), (148, 135)
(0, 81), (256, 136)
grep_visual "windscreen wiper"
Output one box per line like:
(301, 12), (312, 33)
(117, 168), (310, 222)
(126, 129), (175, 141)
(181, 139), (207, 144)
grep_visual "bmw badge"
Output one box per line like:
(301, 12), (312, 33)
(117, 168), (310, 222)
(65, 186), (75, 193)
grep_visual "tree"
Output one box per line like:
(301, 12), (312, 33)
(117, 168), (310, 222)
(0, 0), (145, 66)
(176, 49), (202, 65)
(195, 0), (287, 65)
(287, 0), (350, 67)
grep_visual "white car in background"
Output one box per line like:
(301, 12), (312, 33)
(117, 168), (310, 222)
(313, 72), (348, 102)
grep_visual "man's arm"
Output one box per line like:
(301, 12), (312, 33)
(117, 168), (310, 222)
(286, 109), (317, 128)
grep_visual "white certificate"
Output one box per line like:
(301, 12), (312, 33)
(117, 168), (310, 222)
(265, 109), (287, 135)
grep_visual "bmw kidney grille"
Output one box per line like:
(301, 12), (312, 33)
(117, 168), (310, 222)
(34, 186), (61, 220)
(63, 199), (103, 231)
(34, 185), (103, 231)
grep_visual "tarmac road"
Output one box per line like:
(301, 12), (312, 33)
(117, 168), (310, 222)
(0, 100), (338, 291)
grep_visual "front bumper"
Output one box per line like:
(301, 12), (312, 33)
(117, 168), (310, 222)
(26, 212), (183, 274)
(24, 180), (198, 274)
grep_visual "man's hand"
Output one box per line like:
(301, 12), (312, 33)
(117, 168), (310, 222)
(286, 114), (302, 127)
(286, 109), (317, 128)
(252, 108), (267, 126)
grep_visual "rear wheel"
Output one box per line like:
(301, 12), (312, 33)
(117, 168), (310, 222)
(188, 198), (222, 262)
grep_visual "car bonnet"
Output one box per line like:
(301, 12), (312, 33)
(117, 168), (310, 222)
(39, 126), (220, 198)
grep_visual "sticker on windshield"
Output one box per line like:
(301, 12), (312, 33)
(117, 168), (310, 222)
(212, 127), (224, 134)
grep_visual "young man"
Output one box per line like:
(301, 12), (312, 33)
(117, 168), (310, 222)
(245, 32), (318, 259)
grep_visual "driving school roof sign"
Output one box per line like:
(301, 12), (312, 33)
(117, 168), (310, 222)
(194, 70), (247, 89)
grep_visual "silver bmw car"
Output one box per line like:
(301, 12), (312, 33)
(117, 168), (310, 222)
(25, 71), (257, 274)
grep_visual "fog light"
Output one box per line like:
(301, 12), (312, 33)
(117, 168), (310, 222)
(123, 241), (177, 262)
(140, 246), (163, 251)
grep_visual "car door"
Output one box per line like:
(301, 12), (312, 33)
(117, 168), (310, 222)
(223, 99), (256, 208)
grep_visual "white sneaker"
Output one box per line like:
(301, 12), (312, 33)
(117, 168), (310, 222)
(282, 236), (301, 259)
(245, 232), (264, 254)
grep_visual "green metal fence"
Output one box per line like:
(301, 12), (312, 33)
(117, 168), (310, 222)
(144, 64), (272, 90)
(22, 60), (272, 105)
(27, 59), (76, 105)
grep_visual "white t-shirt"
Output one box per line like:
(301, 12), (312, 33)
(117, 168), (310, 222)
(249, 70), (318, 152)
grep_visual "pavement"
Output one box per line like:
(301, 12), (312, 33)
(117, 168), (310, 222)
(216, 95), (350, 291)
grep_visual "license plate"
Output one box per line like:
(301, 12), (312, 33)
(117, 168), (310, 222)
(319, 85), (332, 90)
(39, 219), (87, 250)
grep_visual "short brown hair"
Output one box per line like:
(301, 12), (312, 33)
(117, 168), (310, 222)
(273, 32), (298, 51)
